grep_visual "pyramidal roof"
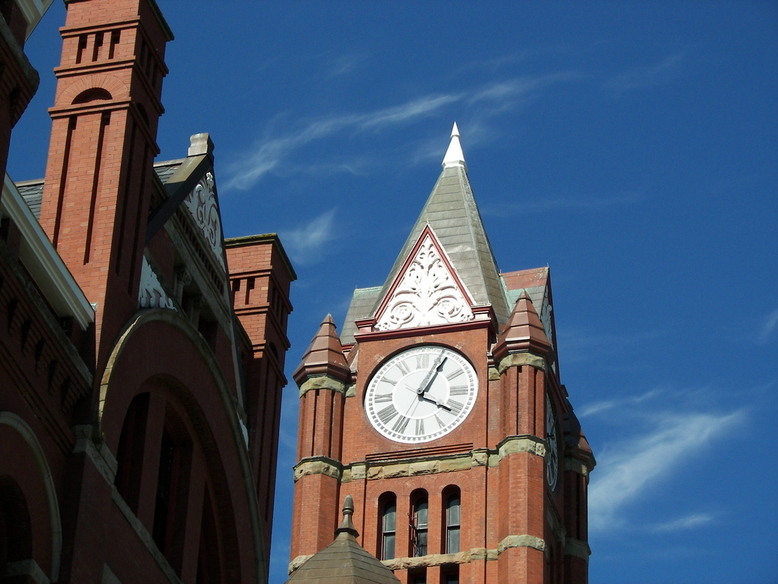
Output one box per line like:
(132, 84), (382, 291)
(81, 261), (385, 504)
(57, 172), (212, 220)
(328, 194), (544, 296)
(286, 496), (400, 584)
(374, 123), (509, 324)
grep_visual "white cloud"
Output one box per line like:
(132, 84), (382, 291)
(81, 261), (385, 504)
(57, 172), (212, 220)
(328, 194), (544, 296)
(757, 308), (778, 344)
(484, 190), (645, 217)
(648, 512), (715, 533)
(603, 53), (685, 96)
(589, 409), (745, 533)
(280, 209), (338, 266)
(578, 388), (663, 418)
(224, 74), (582, 191)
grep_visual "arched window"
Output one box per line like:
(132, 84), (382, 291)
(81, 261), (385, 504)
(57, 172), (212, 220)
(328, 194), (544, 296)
(115, 393), (150, 512)
(410, 490), (428, 557)
(443, 486), (461, 554)
(378, 493), (396, 560)
(152, 405), (193, 574)
(72, 87), (112, 104)
(0, 476), (32, 575)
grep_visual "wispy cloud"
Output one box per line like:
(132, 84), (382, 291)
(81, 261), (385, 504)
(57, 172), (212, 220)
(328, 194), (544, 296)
(578, 388), (663, 418)
(757, 308), (778, 344)
(279, 209), (338, 266)
(648, 512), (716, 534)
(483, 190), (645, 217)
(224, 73), (582, 191)
(603, 53), (685, 96)
(589, 409), (745, 533)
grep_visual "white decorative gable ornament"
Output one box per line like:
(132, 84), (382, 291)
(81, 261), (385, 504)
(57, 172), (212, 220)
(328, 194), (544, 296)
(183, 172), (225, 269)
(375, 227), (474, 331)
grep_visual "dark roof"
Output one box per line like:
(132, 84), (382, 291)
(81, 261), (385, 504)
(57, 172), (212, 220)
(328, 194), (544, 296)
(286, 496), (400, 584)
(14, 160), (185, 220)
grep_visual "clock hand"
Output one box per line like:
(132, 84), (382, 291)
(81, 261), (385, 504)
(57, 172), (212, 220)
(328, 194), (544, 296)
(419, 394), (452, 411)
(416, 352), (448, 395)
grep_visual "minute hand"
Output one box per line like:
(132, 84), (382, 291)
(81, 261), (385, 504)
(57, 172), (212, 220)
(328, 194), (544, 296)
(417, 353), (447, 395)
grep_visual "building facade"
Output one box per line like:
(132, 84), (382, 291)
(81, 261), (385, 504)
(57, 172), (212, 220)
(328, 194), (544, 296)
(291, 125), (594, 584)
(0, 1), (294, 582)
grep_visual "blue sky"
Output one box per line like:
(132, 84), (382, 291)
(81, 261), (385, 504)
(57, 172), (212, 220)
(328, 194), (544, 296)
(11, 2), (778, 583)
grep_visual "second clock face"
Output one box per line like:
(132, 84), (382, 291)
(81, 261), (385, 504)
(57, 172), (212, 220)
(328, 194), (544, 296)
(364, 345), (478, 443)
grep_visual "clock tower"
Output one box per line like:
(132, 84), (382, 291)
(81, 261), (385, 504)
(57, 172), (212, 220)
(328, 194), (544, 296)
(290, 124), (595, 584)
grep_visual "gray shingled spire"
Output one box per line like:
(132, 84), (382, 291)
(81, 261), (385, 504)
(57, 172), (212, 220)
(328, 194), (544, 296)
(375, 123), (510, 324)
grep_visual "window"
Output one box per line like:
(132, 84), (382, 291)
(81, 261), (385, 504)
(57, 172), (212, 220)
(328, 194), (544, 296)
(411, 491), (428, 557)
(379, 494), (396, 560)
(444, 487), (461, 554)
(442, 564), (460, 584)
(115, 393), (150, 512)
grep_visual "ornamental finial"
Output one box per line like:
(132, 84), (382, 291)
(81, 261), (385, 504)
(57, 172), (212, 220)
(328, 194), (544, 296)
(442, 122), (467, 170)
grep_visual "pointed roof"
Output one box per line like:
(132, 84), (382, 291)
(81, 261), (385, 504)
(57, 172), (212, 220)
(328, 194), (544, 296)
(286, 496), (400, 584)
(373, 123), (510, 325)
(493, 291), (552, 362)
(293, 314), (351, 385)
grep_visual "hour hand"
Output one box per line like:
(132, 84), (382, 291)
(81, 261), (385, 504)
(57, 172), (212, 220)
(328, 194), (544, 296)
(419, 394), (451, 411)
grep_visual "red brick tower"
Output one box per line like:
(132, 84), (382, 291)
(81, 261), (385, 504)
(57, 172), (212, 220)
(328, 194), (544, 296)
(291, 124), (595, 584)
(38, 0), (173, 367)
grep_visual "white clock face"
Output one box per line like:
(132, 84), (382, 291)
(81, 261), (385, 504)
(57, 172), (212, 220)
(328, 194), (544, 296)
(545, 394), (559, 491)
(364, 345), (478, 443)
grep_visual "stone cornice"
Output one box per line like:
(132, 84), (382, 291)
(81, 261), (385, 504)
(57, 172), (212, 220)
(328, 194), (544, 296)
(297, 375), (348, 398)
(564, 537), (591, 561)
(495, 351), (547, 374)
(297, 436), (547, 483)
(293, 456), (343, 482)
(565, 456), (592, 476)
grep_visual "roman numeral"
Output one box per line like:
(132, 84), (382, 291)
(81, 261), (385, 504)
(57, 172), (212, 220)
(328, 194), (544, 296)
(416, 353), (430, 369)
(374, 393), (393, 403)
(396, 360), (410, 375)
(392, 415), (410, 434)
(377, 405), (399, 424)
(415, 418), (425, 435)
(449, 385), (469, 396)
(434, 414), (446, 429)
(448, 400), (464, 415)
(381, 377), (398, 387)
(446, 369), (464, 381)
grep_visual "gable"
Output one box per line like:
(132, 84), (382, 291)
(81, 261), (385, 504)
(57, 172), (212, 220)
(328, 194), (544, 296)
(374, 226), (475, 332)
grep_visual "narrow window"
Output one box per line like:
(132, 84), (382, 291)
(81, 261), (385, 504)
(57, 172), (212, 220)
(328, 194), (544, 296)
(442, 564), (460, 584)
(115, 393), (150, 512)
(411, 492), (428, 557)
(152, 428), (175, 551)
(445, 488), (461, 554)
(379, 495), (396, 560)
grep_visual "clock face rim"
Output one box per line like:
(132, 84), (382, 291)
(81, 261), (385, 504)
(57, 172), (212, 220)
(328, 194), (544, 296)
(545, 394), (559, 491)
(364, 345), (478, 444)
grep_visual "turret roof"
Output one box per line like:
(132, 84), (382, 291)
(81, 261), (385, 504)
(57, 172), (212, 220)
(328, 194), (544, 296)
(285, 496), (400, 584)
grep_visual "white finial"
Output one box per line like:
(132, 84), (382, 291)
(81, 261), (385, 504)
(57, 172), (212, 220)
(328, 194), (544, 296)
(442, 122), (467, 170)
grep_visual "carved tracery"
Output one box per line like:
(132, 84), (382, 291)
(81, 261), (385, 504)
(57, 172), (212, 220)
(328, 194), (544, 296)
(376, 233), (474, 331)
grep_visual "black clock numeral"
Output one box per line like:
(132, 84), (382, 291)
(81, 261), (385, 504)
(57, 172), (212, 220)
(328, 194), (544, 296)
(448, 400), (464, 415)
(449, 385), (469, 396)
(416, 353), (430, 369)
(377, 405), (399, 424)
(374, 393), (393, 403)
(415, 418), (425, 435)
(446, 369), (464, 381)
(392, 415), (410, 433)
(396, 360), (410, 375)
